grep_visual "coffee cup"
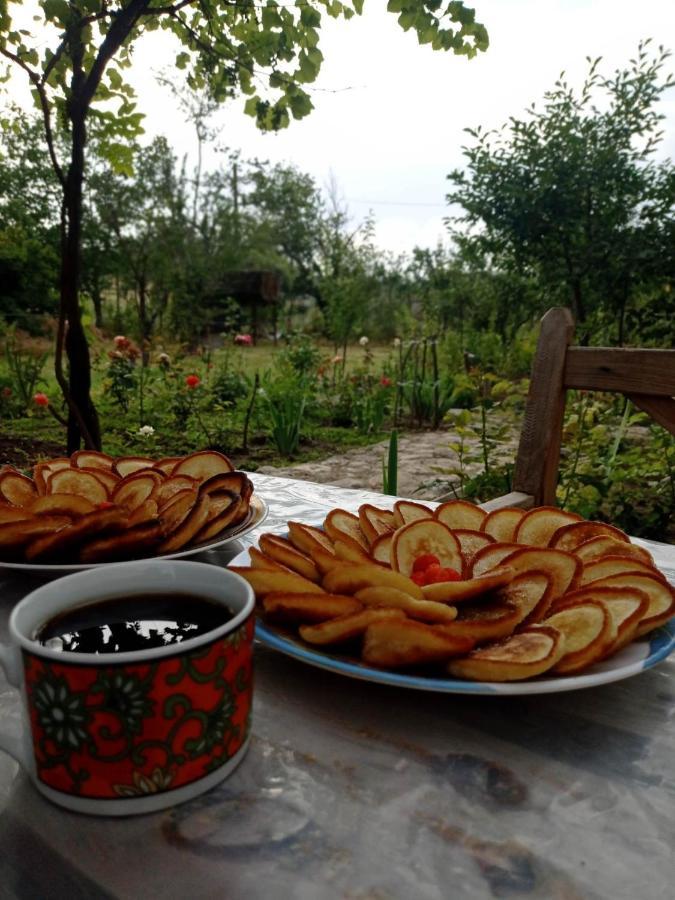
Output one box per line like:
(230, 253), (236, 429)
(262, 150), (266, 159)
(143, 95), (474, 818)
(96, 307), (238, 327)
(0, 560), (255, 816)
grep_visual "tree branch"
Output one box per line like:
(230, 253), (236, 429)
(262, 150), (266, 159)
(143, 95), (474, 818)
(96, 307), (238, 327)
(0, 47), (65, 187)
(79, 0), (154, 113)
(140, 0), (198, 15)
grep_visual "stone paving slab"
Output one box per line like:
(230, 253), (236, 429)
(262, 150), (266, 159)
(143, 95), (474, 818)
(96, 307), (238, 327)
(257, 426), (519, 501)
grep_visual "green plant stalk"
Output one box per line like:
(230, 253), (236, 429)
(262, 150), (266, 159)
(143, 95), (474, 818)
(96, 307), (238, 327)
(393, 341), (403, 427)
(382, 429), (398, 495)
(480, 399), (490, 476)
(189, 395), (213, 446)
(562, 392), (589, 508)
(242, 370), (259, 452)
(431, 338), (440, 429)
(604, 398), (631, 484)
(138, 362), (145, 428)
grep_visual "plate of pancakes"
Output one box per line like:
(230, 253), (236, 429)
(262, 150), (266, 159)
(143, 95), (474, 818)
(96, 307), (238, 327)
(0, 449), (267, 574)
(229, 498), (675, 695)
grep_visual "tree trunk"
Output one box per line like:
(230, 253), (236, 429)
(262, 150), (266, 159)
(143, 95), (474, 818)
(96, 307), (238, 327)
(91, 284), (104, 329)
(571, 280), (586, 324)
(138, 276), (150, 366)
(61, 110), (101, 453)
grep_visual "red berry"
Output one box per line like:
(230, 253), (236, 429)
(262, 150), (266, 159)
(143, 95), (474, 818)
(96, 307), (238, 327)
(411, 571), (427, 586)
(412, 553), (440, 573)
(435, 567), (462, 583)
(98, 501), (114, 509)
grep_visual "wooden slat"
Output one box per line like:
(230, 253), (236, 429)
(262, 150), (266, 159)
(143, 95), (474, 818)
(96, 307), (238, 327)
(626, 394), (675, 436)
(512, 308), (575, 506)
(479, 492), (534, 512)
(564, 348), (675, 395)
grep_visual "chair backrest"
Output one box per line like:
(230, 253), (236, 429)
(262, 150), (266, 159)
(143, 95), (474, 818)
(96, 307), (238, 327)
(501, 307), (675, 509)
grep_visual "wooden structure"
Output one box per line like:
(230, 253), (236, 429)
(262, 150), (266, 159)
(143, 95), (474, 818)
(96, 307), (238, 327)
(484, 306), (675, 511)
(209, 270), (281, 343)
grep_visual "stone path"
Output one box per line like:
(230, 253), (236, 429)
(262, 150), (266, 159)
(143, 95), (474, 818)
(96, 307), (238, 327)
(258, 424), (519, 501)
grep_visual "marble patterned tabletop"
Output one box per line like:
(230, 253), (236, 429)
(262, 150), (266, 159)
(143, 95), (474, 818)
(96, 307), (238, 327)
(0, 472), (673, 899)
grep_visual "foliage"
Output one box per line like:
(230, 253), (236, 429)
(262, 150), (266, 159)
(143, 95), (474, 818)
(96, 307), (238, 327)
(442, 373), (520, 499)
(0, 0), (488, 450)
(210, 367), (250, 408)
(259, 373), (309, 456)
(279, 333), (326, 377)
(447, 42), (675, 344)
(558, 397), (675, 540)
(2, 328), (48, 409)
(0, 108), (60, 328)
(395, 338), (455, 428)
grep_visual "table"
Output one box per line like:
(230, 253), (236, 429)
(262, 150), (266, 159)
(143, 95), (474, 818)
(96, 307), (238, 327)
(0, 472), (673, 899)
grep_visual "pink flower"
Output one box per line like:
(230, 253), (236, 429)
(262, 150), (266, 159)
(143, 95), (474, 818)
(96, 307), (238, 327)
(234, 334), (253, 346)
(185, 374), (201, 389)
(380, 376), (393, 388)
(33, 392), (49, 407)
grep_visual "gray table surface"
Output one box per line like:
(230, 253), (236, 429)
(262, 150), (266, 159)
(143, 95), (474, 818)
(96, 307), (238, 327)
(0, 472), (673, 900)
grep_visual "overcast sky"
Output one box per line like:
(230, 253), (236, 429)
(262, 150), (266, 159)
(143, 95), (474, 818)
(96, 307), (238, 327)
(6, 1), (675, 254)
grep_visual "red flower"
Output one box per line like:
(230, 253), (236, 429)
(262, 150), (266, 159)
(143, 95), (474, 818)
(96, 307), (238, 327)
(185, 374), (201, 389)
(1, 387), (11, 398)
(380, 376), (393, 388)
(234, 334), (253, 346)
(33, 392), (49, 407)
(114, 335), (130, 350)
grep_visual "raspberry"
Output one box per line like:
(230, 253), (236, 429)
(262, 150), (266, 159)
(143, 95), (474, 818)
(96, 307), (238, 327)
(412, 553), (440, 573)
(411, 571), (427, 586)
(435, 567), (461, 582)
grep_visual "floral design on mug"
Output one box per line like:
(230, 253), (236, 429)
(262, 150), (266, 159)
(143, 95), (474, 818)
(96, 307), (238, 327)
(32, 672), (90, 751)
(114, 767), (175, 797)
(180, 690), (237, 758)
(23, 618), (254, 799)
(90, 670), (155, 736)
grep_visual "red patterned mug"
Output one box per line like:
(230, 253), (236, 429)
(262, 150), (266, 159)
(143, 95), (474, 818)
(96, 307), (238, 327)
(0, 560), (255, 816)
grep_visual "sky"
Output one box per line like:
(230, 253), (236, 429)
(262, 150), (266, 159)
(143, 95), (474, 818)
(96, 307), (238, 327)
(5, 0), (675, 254)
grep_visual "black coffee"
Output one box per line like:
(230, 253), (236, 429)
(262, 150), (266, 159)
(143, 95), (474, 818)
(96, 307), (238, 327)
(36, 593), (232, 654)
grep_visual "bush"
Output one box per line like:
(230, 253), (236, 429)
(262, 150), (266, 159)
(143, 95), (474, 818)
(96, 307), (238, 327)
(279, 333), (324, 377)
(210, 367), (249, 407)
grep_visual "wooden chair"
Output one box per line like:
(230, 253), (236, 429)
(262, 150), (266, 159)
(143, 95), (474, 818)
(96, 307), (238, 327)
(483, 307), (675, 511)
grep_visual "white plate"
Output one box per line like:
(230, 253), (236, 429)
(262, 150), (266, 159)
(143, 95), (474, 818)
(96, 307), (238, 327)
(231, 546), (675, 696)
(0, 495), (268, 576)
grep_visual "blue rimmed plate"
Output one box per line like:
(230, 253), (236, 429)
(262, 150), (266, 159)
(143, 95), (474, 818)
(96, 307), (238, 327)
(231, 547), (675, 695)
(254, 616), (675, 695)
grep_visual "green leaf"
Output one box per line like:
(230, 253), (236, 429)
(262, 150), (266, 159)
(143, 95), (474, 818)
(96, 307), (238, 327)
(300, 6), (321, 27)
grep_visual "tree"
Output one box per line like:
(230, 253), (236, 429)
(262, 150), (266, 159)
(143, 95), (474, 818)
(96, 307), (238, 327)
(0, 107), (61, 329)
(246, 161), (325, 297)
(446, 41), (675, 343)
(1, 0), (488, 451)
(91, 136), (187, 356)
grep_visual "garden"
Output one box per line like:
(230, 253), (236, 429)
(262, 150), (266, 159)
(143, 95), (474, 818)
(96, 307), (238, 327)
(1, 22), (674, 542)
(2, 322), (674, 542)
